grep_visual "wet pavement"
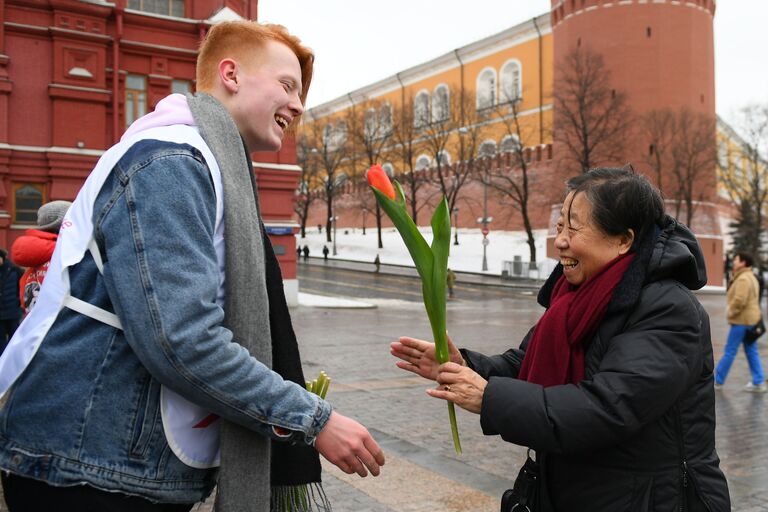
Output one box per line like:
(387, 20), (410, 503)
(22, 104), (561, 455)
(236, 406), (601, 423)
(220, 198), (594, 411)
(1, 265), (766, 511)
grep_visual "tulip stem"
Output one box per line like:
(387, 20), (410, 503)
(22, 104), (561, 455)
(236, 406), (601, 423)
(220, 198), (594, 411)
(448, 402), (462, 454)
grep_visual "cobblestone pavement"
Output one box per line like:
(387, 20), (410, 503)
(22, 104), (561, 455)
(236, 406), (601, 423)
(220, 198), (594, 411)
(2, 288), (766, 511)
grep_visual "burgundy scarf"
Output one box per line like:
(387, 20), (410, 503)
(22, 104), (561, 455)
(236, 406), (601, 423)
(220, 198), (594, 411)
(519, 253), (635, 387)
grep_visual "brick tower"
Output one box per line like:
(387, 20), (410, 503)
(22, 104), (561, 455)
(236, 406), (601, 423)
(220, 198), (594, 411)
(549, 0), (723, 285)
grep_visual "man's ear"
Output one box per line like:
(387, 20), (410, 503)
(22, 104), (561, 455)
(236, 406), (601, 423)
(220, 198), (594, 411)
(219, 58), (239, 94)
(618, 228), (635, 255)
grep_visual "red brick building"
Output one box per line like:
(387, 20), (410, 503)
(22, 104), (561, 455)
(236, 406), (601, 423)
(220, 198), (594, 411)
(0, 0), (303, 301)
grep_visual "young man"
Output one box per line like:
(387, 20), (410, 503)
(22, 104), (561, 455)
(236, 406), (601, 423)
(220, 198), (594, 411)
(0, 21), (384, 511)
(714, 251), (766, 392)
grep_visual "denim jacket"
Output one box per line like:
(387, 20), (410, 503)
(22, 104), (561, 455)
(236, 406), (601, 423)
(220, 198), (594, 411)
(0, 138), (331, 504)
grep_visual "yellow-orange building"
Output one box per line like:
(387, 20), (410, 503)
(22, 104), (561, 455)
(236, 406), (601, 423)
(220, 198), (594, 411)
(301, 1), (734, 286)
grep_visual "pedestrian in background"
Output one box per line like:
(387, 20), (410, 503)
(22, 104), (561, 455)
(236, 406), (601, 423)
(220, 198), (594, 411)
(302, 244), (310, 261)
(10, 200), (72, 316)
(447, 268), (456, 299)
(374, 254), (381, 273)
(322, 245), (329, 260)
(714, 251), (766, 392)
(393, 168), (729, 511)
(0, 249), (23, 353)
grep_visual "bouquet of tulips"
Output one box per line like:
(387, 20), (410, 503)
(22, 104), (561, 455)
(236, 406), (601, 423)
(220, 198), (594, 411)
(276, 371), (333, 512)
(366, 165), (461, 454)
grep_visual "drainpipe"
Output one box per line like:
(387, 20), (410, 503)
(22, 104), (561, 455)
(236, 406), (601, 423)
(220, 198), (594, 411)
(453, 49), (465, 126)
(112, 3), (124, 143)
(532, 16), (544, 145)
(395, 72), (405, 113)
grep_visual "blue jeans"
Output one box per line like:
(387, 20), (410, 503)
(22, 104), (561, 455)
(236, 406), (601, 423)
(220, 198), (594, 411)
(715, 324), (765, 385)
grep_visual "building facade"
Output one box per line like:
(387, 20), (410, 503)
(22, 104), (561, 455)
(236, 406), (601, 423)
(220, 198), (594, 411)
(0, 0), (303, 302)
(302, 0), (728, 285)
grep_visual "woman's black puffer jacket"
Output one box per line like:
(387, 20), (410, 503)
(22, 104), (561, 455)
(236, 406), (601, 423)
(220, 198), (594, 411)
(463, 217), (730, 511)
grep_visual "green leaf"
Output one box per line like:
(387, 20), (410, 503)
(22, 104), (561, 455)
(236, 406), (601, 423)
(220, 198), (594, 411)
(370, 185), (433, 281)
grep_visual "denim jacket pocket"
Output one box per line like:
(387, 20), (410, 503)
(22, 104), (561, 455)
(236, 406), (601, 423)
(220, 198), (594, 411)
(129, 375), (161, 460)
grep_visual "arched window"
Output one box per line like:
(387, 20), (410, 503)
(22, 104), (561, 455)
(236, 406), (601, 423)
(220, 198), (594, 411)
(431, 84), (450, 123)
(364, 108), (376, 139)
(414, 90), (430, 128)
(501, 134), (521, 153)
(476, 68), (496, 110)
(379, 103), (393, 135)
(323, 124), (333, 144)
(437, 151), (451, 166)
(415, 155), (432, 171)
(500, 60), (522, 103)
(479, 140), (498, 158)
(333, 121), (347, 148)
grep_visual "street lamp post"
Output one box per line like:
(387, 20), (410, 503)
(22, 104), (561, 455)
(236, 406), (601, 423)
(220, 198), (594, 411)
(330, 215), (338, 256)
(452, 207), (460, 245)
(476, 180), (493, 271)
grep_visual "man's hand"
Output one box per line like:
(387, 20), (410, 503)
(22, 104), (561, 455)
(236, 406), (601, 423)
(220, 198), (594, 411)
(315, 411), (385, 477)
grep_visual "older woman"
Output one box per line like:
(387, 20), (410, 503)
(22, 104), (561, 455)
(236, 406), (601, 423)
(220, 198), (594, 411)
(392, 168), (730, 511)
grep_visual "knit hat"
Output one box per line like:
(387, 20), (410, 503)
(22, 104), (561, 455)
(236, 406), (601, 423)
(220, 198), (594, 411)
(37, 200), (72, 233)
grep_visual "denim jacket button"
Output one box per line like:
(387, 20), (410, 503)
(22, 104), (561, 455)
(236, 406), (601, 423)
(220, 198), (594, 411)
(11, 454), (22, 466)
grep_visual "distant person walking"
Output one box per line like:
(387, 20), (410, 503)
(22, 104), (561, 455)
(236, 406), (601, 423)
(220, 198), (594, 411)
(446, 268), (456, 299)
(0, 249), (23, 353)
(302, 244), (310, 261)
(374, 254), (381, 273)
(714, 251), (766, 392)
(10, 200), (72, 317)
(322, 245), (329, 260)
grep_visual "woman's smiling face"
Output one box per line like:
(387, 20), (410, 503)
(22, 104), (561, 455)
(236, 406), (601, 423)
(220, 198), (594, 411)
(554, 191), (633, 286)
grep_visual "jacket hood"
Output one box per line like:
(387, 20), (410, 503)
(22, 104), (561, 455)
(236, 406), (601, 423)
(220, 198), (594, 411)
(121, 93), (195, 141)
(538, 215), (707, 312)
(10, 230), (58, 267)
(645, 215), (707, 290)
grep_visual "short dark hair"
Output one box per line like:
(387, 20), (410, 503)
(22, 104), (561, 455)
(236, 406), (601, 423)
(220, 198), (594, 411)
(734, 251), (754, 267)
(566, 167), (665, 250)
(0, 249), (6, 260)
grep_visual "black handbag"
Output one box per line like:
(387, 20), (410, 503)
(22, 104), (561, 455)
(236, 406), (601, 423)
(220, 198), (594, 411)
(501, 449), (540, 512)
(744, 318), (766, 345)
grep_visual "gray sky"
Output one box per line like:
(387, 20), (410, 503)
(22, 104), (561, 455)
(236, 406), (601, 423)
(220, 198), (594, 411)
(258, 1), (766, 126)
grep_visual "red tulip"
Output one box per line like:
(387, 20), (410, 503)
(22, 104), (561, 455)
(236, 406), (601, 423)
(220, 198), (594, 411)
(366, 165), (396, 200)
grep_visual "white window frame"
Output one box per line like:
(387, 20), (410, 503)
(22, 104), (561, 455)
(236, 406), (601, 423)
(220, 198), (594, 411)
(431, 84), (450, 123)
(500, 59), (522, 103)
(414, 90), (430, 128)
(476, 67), (497, 111)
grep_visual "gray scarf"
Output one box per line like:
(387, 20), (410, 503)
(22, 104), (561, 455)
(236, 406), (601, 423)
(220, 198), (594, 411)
(187, 92), (272, 512)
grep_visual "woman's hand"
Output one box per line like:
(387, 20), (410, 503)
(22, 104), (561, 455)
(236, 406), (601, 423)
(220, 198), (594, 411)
(427, 362), (487, 415)
(391, 334), (464, 381)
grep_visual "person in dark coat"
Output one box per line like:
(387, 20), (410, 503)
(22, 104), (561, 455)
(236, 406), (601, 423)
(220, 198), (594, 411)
(392, 168), (730, 511)
(0, 249), (24, 353)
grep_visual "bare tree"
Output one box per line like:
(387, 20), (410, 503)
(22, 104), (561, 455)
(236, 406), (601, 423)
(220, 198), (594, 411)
(719, 103), (768, 258)
(300, 115), (349, 242)
(484, 95), (539, 262)
(346, 98), (393, 248)
(668, 109), (717, 226)
(294, 134), (321, 238)
(643, 109), (676, 196)
(390, 96), (430, 224)
(554, 46), (634, 173)
(421, 87), (485, 223)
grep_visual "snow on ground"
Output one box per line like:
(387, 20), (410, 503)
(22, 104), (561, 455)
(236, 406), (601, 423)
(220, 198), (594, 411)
(296, 226), (558, 277)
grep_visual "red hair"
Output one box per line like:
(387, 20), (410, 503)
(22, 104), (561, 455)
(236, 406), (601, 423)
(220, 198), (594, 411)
(196, 21), (314, 106)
